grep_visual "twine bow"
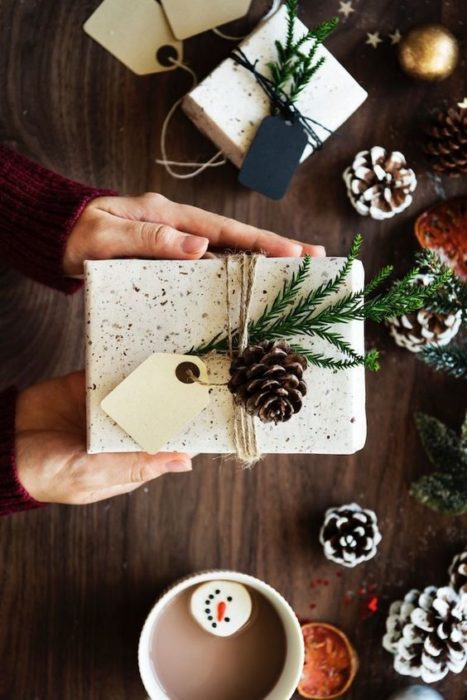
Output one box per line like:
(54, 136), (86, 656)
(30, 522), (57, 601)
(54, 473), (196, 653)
(230, 47), (332, 152)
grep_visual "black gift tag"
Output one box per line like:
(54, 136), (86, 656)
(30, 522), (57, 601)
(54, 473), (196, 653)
(238, 115), (308, 199)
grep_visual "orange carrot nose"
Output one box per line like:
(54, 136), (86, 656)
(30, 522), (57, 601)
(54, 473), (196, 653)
(217, 601), (227, 622)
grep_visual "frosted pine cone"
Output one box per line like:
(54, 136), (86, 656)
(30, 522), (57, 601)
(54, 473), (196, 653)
(343, 146), (417, 220)
(383, 585), (467, 683)
(228, 339), (308, 424)
(319, 503), (382, 568)
(449, 550), (467, 595)
(387, 273), (462, 353)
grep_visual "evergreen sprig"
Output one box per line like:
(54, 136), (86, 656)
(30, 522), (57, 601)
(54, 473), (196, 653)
(415, 249), (467, 321)
(267, 0), (338, 103)
(190, 235), (454, 371)
(419, 344), (467, 379)
(410, 412), (467, 515)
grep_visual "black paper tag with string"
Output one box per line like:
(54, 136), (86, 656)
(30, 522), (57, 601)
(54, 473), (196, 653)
(238, 115), (308, 199)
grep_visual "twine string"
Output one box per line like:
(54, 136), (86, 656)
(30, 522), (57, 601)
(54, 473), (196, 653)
(156, 58), (227, 179)
(188, 254), (263, 464)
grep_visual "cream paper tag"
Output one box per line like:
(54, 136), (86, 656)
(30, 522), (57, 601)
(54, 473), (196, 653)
(84, 0), (182, 75)
(101, 353), (210, 453)
(160, 0), (252, 40)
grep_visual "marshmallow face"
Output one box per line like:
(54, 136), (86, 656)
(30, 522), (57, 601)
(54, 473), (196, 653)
(190, 581), (252, 637)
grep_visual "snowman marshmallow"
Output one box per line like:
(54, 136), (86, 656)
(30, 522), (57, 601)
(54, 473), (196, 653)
(190, 581), (252, 637)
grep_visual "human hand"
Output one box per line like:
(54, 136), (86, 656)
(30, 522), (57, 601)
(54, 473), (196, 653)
(64, 193), (325, 275)
(15, 372), (192, 505)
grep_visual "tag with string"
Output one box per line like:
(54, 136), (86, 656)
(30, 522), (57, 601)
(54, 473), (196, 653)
(239, 115), (308, 199)
(160, 0), (252, 40)
(101, 353), (210, 453)
(83, 0), (182, 75)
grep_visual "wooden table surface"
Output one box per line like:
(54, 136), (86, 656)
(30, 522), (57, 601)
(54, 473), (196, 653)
(0, 1), (466, 698)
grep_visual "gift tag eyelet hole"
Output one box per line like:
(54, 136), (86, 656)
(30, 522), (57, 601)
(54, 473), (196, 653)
(157, 45), (179, 67)
(175, 362), (200, 384)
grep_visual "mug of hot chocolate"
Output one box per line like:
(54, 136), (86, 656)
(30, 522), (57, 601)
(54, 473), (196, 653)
(138, 570), (304, 700)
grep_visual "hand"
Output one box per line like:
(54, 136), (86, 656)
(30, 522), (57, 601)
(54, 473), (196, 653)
(64, 193), (325, 275)
(15, 372), (192, 505)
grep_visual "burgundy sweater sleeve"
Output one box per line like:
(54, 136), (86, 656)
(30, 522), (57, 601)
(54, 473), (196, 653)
(0, 145), (113, 292)
(0, 146), (114, 514)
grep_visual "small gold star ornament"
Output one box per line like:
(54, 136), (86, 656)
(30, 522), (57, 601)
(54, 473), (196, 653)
(397, 24), (459, 81)
(366, 31), (382, 48)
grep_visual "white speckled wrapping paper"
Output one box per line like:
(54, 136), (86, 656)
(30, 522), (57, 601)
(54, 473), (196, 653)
(182, 6), (368, 169)
(85, 257), (366, 455)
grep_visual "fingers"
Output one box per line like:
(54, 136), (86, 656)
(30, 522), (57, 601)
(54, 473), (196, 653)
(162, 200), (306, 257)
(80, 450), (192, 491)
(97, 215), (209, 260)
(93, 194), (326, 259)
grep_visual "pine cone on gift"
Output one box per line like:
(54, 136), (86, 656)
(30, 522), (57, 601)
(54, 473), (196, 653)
(228, 339), (308, 424)
(343, 146), (417, 220)
(319, 503), (382, 568)
(423, 106), (467, 177)
(449, 550), (467, 595)
(383, 585), (467, 683)
(387, 273), (462, 353)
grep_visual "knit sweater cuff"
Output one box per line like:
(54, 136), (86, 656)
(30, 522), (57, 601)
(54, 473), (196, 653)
(0, 146), (114, 293)
(0, 388), (44, 516)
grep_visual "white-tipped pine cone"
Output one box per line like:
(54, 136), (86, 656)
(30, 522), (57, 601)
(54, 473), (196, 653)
(343, 146), (417, 220)
(319, 502), (382, 568)
(387, 273), (462, 353)
(449, 550), (467, 595)
(383, 585), (467, 683)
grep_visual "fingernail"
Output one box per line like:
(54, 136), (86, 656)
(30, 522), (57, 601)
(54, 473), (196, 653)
(313, 246), (326, 257)
(182, 235), (208, 254)
(168, 459), (192, 472)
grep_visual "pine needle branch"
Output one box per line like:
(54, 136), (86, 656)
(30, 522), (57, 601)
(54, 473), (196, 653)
(267, 0), (338, 102)
(190, 235), (454, 372)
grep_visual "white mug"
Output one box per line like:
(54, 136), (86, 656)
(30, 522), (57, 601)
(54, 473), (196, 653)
(138, 570), (305, 700)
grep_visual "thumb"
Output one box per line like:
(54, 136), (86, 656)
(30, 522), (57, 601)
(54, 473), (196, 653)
(85, 451), (192, 490)
(107, 220), (209, 260)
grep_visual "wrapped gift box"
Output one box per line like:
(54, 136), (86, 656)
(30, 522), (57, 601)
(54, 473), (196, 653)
(85, 257), (366, 455)
(182, 6), (368, 169)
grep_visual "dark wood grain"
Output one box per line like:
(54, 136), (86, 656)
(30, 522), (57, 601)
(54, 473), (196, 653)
(0, 1), (466, 698)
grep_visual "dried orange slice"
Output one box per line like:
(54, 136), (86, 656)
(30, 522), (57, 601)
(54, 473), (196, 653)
(415, 197), (467, 280)
(297, 622), (359, 699)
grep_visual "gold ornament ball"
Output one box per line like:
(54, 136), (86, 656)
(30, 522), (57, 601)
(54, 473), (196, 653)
(397, 24), (459, 81)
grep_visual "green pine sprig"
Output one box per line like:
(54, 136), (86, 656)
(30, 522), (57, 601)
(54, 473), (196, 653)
(267, 0), (338, 103)
(190, 235), (454, 371)
(410, 412), (467, 515)
(418, 344), (467, 379)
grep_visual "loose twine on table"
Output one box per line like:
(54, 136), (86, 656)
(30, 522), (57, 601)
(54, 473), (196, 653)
(155, 0), (283, 179)
(189, 254), (264, 466)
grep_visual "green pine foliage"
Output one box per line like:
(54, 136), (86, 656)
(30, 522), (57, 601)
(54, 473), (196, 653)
(191, 235), (453, 371)
(419, 345), (467, 379)
(267, 0), (338, 103)
(410, 412), (467, 516)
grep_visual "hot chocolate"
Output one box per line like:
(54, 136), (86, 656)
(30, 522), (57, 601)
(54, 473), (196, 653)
(150, 583), (287, 700)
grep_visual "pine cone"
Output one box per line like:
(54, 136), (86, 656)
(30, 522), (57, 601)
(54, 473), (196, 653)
(387, 273), (462, 353)
(343, 146), (417, 220)
(383, 586), (467, 683)
(228, 339), (308, 424)
(423, 106), (467, 177)
(319, 503), (382, 568)
(449, 550), (467, 595)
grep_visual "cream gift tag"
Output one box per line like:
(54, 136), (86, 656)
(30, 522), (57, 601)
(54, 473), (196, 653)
(84, 0), (182, 75)
(160, 0), (252, 40)
(101, 353), (210, 453)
